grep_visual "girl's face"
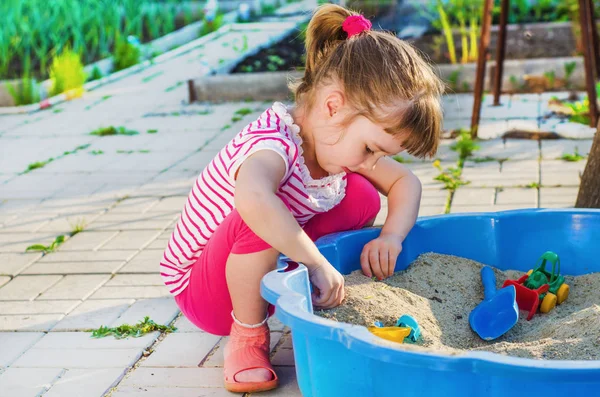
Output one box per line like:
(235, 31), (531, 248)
(315, 114), (406, 175)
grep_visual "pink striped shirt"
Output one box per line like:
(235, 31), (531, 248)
(161, 102), (348, 295)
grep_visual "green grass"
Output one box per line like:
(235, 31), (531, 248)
(26, 235), (65, 254)
(90, 150), (104, 155)
(235, 107), (253, 116)
(560, 147), (585, 162)
(69, 218), (86, 236)
(90, 126), (139, 136)
(91, 316), (177, 339)
(141, 71), (164, 83)
(26, 159), (53, 172)
(147, 129), (158, 134)
(392, 155), (413, 164)
(525, 182), (541, 189)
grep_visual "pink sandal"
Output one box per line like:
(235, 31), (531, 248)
(223, 321), (279, 393)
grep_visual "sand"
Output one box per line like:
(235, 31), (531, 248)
(315, 253), (600, 360)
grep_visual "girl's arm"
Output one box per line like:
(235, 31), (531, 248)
(357, 156), (422, 279)
(234, 150), (345, 308)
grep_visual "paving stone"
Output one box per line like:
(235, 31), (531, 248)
(108, 197), (162, 214)
(170, 150), (219, 172)
(0, 332), (45, 367)
(90, 285), (171, 299)
(507, 94), (541, 119)
(173, 316), (202, 332)
(146, 239), (170, 250)
(118, 249), (165, 273)
(267, 316), (285, 332)
(36, 213), (103, 234)
(106, 274), (164, 286)
(495, 187), (538, 206)
(0, 314), (64, 331)
(88, 213), (177, 231)
(111, 386), (235, 396)
(0, 276), (8, 288)
(271, 344), (295, 366)
(119, 367), (224, 388)
(43, 368), (127, 397)
(99, 230), (162, 251)
(451, 188), (495, 206)
(539, 187), (579, 207)
(418, 205), (446, 217)
(147, 196), (188, 213)
(52, 299), (135, 331)
(57, 231), (118, 251)
(474, 139), (539, 161)
(38, 249), (138, 263)
(477, 119), (510, 140)
(38, 275), (110, 300)
(0, 300), (79, 315)
(450, 204), (526, 213)
(541, 160), (585, 187)
(408, 162), (448, 189)
(259, 367), (301, 397)
(0, 275), (62, 300)
(12, 347), (143, 368)
(22, 260), (125, 275)
(0, 252), (42, 276)
(554, 121), (596, 139)
(0, 231), (63, 253)
(33, 331), (158, 350)
(0, 367), (64, 397)
(540, 139), (593, 160)
(111, 297), (179, 326)
(463, 160), (539, 187)
(37, 196), (115, 215)
(0, 212), (53, 233)
(142, 332), (221, 367)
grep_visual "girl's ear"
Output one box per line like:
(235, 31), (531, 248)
(324, 90), (345, 119)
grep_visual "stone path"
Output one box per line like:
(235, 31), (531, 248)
(0, 7), (594, 397)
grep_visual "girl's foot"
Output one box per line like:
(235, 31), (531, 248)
(223, 320), (278, 393)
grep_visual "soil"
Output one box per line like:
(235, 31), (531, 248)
(315, 253), (600, 361)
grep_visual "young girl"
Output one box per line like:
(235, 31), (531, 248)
(161, 3), (444, 393)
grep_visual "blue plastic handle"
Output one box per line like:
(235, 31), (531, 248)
(481, 266), (497, 301)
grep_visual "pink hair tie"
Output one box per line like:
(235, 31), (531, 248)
(342, 15), (372, 38)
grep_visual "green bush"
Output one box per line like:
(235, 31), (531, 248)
(49, 47), (87, 96)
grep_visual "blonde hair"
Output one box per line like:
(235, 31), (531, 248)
(290, 4), (445, 159)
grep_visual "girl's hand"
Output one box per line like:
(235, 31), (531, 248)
(308, 259), (345, 309)
(360, 233), (403, 280)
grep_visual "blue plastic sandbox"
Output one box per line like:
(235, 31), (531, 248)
(261, 209), (600, 397)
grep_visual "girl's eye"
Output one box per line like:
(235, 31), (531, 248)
(366, 146), (374, 154)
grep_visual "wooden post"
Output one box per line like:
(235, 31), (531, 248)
(575, 119), (600, 208)
(470, 0), (495, 139)
(188, 79), (197, 103)
(493, 0), (510, 106)
(578, 0), (599, 127)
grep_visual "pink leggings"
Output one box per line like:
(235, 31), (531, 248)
(174, 173), (381, 336)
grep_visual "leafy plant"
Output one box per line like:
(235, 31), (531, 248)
(49, 47), (87, 97)
(235, 107), (253, 117)
(147, 129), (158, 134)
(90, 126), (139, 136)
(450, 129), (480, 161)
(69, 218), (86, 236)
(232, 35), (249, 53)
(26, 235), (65, 254)
(113, 36), (141, 72)
(7, 57), (40, 106)
(392, 155), (413, 164)
(525, 182), (540, 189)
(560, 147), (585, 162)
(564, 61), (577, 84)
(90, 150), (104, 155)
(199, 12), (224, 36)
(433, 160), (470, 190)
(91, 316), (177, 339)
(26, 159), (54, 172)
